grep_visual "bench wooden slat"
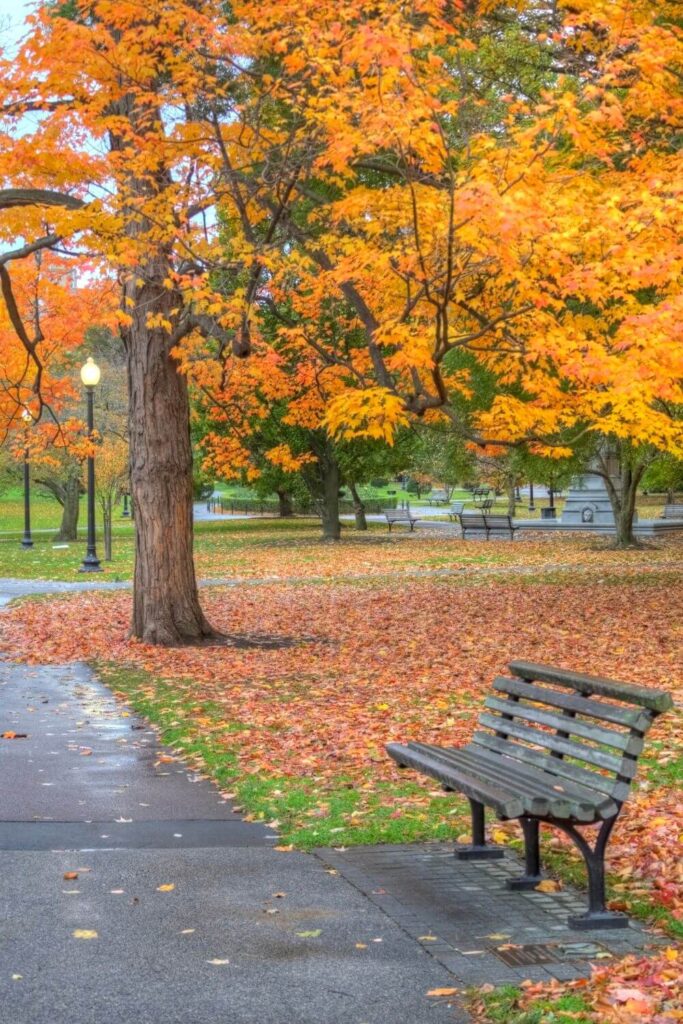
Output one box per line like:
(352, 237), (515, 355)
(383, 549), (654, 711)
(455, 745), (619, 820)
(492, 676), (652, 731)
(412, 743), (607, 821)
(477, 713), (635, 776)
(387, 661), (672, 928)
(484, 695), (644, 756)
(471, 731), (632, 801)
(510, 661), (673, 713)
(386, 742), (524, 819)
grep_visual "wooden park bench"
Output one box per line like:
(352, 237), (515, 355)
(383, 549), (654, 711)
(384, 508), (420, 532)
(387, 661), (673, 929)
(460, 512), (516, 539)
(472, 486), (492, 505)
(427, 490), (449, 506)
(448, 500), (466, 522)
(662, 504), (683, 519)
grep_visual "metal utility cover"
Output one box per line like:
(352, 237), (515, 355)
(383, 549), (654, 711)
(493, 943), (560, 966)
(493, 941), (610, 966)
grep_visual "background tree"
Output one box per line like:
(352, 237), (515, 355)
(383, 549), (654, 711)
(95, 437), (128, 561)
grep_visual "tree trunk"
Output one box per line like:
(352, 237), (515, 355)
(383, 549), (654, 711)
(126, 275), (216, 644)
(320, 445), (341, 541)
(103, 501), (112, 561)
(600, 453), (643, 548)
(276, 489), (293, 517)
(52, 471), (81, 542)
(506, 477), (517, 517)
(349, 481), (367, 530)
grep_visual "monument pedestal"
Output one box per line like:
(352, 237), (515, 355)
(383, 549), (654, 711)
(560, 471), (618, 528)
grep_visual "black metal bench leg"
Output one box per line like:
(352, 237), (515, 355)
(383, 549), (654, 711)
(506, 817), (543, 890)
(455, 799), (505, 861)
(552, 817), (629, 930)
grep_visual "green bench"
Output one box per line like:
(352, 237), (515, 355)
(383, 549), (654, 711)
(387, 661), (673, 929)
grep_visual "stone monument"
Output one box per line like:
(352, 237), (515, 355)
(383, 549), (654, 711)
(560, 455), (622, 528)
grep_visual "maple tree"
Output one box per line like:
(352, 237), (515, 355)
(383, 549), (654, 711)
(214, 0), (682, 545)
(0, 0), (680, 645)
(0, 251), (116, 539)
(95, 436), (128, 560)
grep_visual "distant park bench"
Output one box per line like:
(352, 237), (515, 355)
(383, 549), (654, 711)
(427, 490), (449, 506)
(662, 504), (683, 519)
(384, 508), (420, 532)
(387, 660), (673, 929)
(448, 500), (466, 522)
(460, 512), (516, 540)
(472, 486), (492, 505)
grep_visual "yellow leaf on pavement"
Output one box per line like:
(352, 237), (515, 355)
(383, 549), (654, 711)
(535, 879), (562, 893)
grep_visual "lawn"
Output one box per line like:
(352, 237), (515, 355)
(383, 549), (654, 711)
(1, 516), (681, 1021)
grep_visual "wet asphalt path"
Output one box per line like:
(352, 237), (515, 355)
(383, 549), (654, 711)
(0, 663), (462, 1024)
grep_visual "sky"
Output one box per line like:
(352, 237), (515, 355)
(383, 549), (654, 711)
(0, 0), (31, 55)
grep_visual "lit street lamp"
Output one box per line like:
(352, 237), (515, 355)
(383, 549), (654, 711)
(79, 357), (102, 573)
(21, 408), (33, 549)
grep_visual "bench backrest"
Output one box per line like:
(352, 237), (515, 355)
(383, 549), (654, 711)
(480, 499), (494, 512)
(484, 514), (513, 529)
(461, 512), (487, 529)
(663, 504), (683, 518)
(450, 501), (465, 514)
(385, 509), (412, 520)
(472, 661), (672, 807)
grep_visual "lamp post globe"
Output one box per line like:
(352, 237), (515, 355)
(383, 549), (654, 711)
(20, 408), (33, 549)
(79, 358), (102, 573)
(80, 356), (101, 388)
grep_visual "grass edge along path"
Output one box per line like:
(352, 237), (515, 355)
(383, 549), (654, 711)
(99, 661), (683, 1024)
(99, 662), (471, 851)
(98, 660), (683, 943)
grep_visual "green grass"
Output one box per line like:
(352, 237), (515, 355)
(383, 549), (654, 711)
(98, 662), (469, 851)
(0, 514), (322, 581)
(468, 985), (593, 1024)
(640, 737), (683, 790)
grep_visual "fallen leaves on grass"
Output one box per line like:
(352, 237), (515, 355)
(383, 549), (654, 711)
(1, 560), (682, 1018)
(518, 951), (683, 1024)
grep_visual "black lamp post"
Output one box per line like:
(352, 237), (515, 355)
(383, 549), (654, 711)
(79, 357), (102, 573)
(21, 408), (33, 549)
(122, 493), (130, 518)
(528, 481), (535, 513)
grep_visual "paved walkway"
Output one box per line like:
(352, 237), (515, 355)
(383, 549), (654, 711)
(0, 661), (462, 1024)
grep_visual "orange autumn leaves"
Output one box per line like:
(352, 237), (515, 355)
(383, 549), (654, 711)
(1, 570), (681, 904)
(1, 1), (681, 471)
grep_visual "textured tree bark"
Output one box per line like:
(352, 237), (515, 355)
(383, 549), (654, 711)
(276, 489), (294, 517)
(37, 468), (81, 541)
(126, 273), (216, 644)
(506, 477), (517, 517)
(601, 455), (643, 549)
(103, 498), (113, 561)
(57, 473), (81, 542)
(320, 445), (341, 541)
(349, 481), (367, 530)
